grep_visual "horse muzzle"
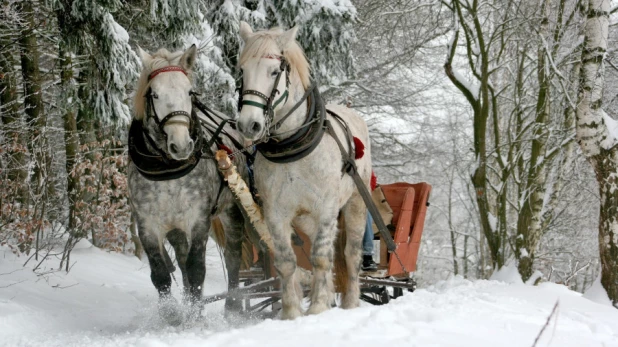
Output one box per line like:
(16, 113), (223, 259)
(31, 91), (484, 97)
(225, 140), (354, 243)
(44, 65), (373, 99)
(237, 115), (265, 141)
(167, 139), (194, 160)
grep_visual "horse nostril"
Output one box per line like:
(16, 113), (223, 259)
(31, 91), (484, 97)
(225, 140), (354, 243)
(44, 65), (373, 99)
(251, 122), (261, 134)
(170, 143), (179, 154)
(187, 140), (194, 152)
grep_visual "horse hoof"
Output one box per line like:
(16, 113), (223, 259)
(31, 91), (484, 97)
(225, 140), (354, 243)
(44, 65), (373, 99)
(185, 303), (203, 322)
(340, 299), (360, 310)
(158, 297), (184, 326)
(224, 298), (243, 314)
(306, 303), (329, 315)
(280, 307), (302, 320)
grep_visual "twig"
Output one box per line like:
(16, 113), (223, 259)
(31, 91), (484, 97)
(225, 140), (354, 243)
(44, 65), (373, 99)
(32, 250), (51, 272)
(66, 260), (77, 274)
(52, 283), (79, 289)
(0, 279), (27, 288)
(532, 300), (560, 347)
(0, 269), (24, 276)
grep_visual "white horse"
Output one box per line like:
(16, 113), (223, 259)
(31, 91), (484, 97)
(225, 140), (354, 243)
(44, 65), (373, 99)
(236, 22), (372, 319)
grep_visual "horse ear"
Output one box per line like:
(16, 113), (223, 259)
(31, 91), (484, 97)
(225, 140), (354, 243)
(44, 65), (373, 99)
(277, 26), (299, 51)
(180, 44), (197, 70)
(239, 21), (254, 42)
(137, 46), (152, 65)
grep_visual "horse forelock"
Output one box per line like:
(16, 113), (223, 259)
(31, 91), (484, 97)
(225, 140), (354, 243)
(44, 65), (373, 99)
(239, 29), (311, 90)
(133, 49), (190, 120)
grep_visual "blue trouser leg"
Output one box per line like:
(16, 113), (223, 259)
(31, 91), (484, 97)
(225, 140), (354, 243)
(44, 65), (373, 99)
(362, 211), (374, 256)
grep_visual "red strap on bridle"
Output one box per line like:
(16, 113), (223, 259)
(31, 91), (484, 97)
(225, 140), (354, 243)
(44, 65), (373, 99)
(262, 54), (283, 61)
(148, 66), (187, 80)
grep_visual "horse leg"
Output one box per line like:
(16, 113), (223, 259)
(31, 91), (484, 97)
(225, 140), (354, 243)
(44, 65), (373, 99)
(166, 229), (190, 292)
(306, 215), (337, 315)
(267, 217), (302, 320)
(219, 205), (244, 314)
(340, 194), (366, 309)
(137, 220), (183, 325)
(185, 215), (210, 305)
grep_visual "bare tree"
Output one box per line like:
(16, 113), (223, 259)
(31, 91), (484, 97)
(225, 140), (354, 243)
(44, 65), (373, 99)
(443, 0), (583, 280)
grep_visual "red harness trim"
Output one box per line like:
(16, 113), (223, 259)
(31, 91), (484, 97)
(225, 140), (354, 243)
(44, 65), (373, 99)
(148, 66), (187, 80)
(371, 171), (377, 191)
(218, 144), (234, 158)
(262, 54), (283, 61)
(353, 136), (365, 160)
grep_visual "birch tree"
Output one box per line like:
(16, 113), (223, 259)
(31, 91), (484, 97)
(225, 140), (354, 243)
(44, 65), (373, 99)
(575, 0), (618, 307)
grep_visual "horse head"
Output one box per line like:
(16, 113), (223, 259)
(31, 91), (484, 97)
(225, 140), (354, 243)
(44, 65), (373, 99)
(134, 45), (197, 161)
(236, 22), (311, 141)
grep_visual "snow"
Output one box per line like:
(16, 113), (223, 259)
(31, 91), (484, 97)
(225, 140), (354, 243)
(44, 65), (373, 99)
(451, 69), (480, 100)
(583, 274), (613, 307)
(2, 246), (617, 347)
(489, 262), (524, 285)
(601, 110), (618, 150)
(487, 213), (497, 233)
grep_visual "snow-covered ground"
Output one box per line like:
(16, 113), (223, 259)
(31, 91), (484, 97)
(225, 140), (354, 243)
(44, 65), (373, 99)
(1, 241), (617, 347)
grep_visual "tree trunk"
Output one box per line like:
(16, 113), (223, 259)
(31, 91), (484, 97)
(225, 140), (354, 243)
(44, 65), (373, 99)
(17, 1), (48, 191)
(516, 0), (551, 281)
(58, 41), (80, 232)
(0, 22), (27, 192)
(444, 2), (502, 269)
(447, 171), (459, 275)
(576, 0), (618, 308)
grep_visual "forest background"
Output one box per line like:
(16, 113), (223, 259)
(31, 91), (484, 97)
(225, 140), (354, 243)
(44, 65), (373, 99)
(1, 0), (617, 307)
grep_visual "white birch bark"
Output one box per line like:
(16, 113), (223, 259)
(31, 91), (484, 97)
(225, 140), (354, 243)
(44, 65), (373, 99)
(576, 0), (618, 307)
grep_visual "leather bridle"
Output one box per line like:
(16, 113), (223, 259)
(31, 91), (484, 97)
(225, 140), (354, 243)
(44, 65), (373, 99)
(237, 54), (291, 134)
(144, 66), (196, 140)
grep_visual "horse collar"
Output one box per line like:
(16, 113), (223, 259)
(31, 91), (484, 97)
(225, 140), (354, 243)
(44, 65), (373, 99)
(128, 117), (204, 181)
(256, 85), (327, 163)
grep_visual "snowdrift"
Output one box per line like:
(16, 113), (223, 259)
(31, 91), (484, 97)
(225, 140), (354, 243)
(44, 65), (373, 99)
(1, 242), (616, 347)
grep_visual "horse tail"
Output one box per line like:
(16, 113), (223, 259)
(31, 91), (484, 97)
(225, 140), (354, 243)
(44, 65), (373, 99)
(241, 236), (254, 270)
(211, 218), (256, 270)
(210, 217), (226, 249)
(333, 213), (348, 294)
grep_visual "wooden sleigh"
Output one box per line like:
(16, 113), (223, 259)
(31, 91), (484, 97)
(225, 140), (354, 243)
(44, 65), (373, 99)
(203, 180), (432, 313)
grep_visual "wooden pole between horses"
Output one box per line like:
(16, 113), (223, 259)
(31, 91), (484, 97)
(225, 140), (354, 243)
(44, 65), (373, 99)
(215, 150), (275, 251)
(215, 150), (313, 288)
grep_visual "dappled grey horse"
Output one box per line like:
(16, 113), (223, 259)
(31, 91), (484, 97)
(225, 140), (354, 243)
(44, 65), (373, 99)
(128, 45), (246, 325)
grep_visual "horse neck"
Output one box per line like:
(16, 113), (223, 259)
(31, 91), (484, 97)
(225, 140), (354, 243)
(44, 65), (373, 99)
(270, 77), (307, 141)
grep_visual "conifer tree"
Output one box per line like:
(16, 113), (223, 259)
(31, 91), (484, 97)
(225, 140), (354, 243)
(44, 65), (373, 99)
(208, 0), (357, 94)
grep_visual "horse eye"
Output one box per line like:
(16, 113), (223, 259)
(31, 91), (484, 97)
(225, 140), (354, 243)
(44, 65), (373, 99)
(271, 70), (280, 77)
(151, 91), (159, 99)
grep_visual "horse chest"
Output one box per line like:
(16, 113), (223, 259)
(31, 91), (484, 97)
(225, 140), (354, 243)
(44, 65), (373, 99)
(128, 164), (212, 232)
(254, 153), (354, 212)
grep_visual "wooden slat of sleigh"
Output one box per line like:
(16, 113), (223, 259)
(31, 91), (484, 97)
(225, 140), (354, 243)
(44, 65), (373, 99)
(379, 182), (432, 277)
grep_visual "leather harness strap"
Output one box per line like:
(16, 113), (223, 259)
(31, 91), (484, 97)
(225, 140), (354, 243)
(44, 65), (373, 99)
(148, 66), (187, 80)
(256, 85), (325, 163)
(323, 114), (399, 256)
